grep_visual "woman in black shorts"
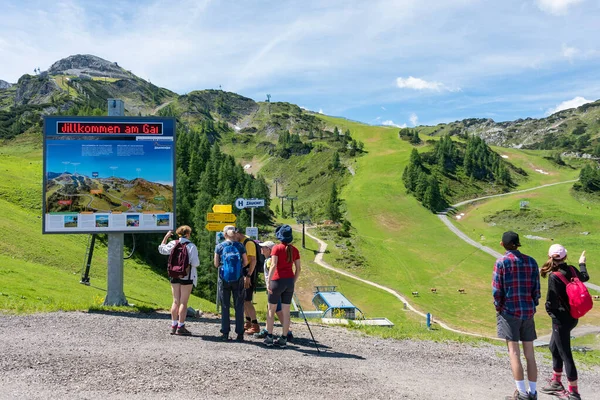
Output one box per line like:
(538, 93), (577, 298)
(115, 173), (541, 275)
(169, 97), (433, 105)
(158, 225), (200, 336)
(540, 244), (589, 400)
(264, 225), (301, 348)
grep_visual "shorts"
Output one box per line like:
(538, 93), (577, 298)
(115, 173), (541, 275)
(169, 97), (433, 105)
(497, 312), (537, 342)
(244, 269), (258, 302)
(170, 277), (193, 285)
(268, 278), (295, 305)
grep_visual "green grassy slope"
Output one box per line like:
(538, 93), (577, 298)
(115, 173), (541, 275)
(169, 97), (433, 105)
(0, 133), (214, 314)
(453, 184), (600, 288)
(309, 115), (600, 336)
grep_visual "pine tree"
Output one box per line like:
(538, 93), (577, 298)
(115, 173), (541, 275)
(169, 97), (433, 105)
(423, 175), (443, 212)
(330, 151), (341, 170)
(327, 183), (342, 222)
(333, 126), (340, 141)
(409, 148), (422, 167)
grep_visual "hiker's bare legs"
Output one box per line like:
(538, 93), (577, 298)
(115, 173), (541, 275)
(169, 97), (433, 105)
(281, 303), (291, 336)
(266, 302), (277, 333)
(244, 301), (257, 321)
(178, 284), (193, 324)
(522, 341), (537, 383)
(170, 283), (181, 321)
(507, 341), (525, 380)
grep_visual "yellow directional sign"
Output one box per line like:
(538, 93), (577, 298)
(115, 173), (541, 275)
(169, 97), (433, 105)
(205, 222), (234, 232)
(207, 213), (237, 223)
(212, 204), (232, 213)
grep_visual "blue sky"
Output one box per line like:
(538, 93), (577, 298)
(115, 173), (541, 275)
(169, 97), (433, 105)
(1, 0), (600, 127)
(46, 140), (174, 184)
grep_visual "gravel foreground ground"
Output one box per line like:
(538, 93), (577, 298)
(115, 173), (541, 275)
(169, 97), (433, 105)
(1, 312), (599, 400)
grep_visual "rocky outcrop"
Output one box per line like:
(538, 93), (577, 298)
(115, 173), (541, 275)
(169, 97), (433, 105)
(179, 90), (260, 123)
(426, 100), (600, 149)
(0, 80), (13, 89)
(48, 54), (132, 80)
(14, 74), (62, 105)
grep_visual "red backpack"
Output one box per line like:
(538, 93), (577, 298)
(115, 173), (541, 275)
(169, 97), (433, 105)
(553, 266), (593, 319)
(167, 241), (190, 278)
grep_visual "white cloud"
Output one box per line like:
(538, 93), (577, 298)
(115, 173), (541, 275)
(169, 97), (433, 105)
(409, 113), (419, 126)
(546, 96), (593, 115)
(536, 0), (583, 15)
(396, 76), (458, 92)
(562, 44), (579, 60)
(381, 106), (386, 110)
(318, 108), (324, 114)
(382, 120), (406, 128)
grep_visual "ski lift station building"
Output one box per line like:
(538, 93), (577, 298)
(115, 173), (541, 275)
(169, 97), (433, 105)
(312, 286), (364, 319)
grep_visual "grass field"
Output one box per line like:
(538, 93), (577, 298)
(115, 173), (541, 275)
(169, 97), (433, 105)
(308, 115), (600, 336)
(252, 230), (488, 343)
(0, 133), (214, 315)
(452, 183), (600, 291)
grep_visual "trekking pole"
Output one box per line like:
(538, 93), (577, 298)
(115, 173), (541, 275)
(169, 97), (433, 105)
(292, 293), (320, 355)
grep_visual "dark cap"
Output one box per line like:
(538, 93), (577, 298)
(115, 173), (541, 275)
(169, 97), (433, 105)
(502, 231), (521, 247)
(275, 224), (293, 243)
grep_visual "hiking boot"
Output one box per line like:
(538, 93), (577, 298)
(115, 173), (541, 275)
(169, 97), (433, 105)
(540, 381), (566, 395)
(275, 336), (287, 348)
(236, 334), (244, 342)
(245, 323), (260, 335)
(219, 333), (230, 341)
(254, 328), (268, 339)
(511, 390), (529, 400)
(244, 321), (251, 330)
(170, 325), (177, 335)
(175, 325), (191, 336)
(528, 391), (537, 400)
(263, 335), (274, 347)
(560, 392), (581, 400)
(286, 331), (294, 342)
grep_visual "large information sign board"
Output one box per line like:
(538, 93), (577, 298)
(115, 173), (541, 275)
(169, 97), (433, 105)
(42, 116), (176, 234)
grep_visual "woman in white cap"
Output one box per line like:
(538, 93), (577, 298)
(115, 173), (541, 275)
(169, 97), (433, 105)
(539, 244), (590, 400)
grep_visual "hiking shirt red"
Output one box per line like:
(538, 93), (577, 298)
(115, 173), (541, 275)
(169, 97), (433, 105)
(271, 243), (300, 280)
(492, 250), (540, 320)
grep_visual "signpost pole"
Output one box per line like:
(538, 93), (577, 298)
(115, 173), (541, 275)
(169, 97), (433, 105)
(104, 99), (128, 306)
(302, 221), (305, 248)
(250, 207), (254, 227)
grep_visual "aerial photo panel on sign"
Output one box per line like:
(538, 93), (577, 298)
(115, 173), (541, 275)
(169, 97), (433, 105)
(42, 116), (176, 234)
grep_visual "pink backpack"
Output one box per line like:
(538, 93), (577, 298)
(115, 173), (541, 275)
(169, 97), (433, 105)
(553, 266), (593, 319)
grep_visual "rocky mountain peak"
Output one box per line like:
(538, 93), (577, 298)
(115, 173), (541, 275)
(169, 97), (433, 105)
(0, 80), (13, 89)
(48, 54), (131, 80)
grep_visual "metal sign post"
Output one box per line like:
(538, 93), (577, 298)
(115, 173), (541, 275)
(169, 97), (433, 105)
(105, 99), (127, 306)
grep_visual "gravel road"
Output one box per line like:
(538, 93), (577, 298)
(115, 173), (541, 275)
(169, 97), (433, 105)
(1, 312), (599, 399)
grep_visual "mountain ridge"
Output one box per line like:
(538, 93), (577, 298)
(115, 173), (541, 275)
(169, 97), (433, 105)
(1, 53), (600, 152)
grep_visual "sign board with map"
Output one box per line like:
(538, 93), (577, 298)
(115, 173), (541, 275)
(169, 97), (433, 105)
(42, 116), (176, 234)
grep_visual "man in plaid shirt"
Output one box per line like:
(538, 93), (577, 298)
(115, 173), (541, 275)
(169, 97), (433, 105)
(493, 231), (541, 400)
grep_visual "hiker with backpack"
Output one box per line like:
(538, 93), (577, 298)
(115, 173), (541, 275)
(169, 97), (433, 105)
(492, 231), (540, 400)
(264, 225), (301, 348)
(254, 240), (293, 341)
(158, 225), (199, 336)
(214, 225), (249, 341)
(539, 245), (591, 400)
(234, 229), (262, 335)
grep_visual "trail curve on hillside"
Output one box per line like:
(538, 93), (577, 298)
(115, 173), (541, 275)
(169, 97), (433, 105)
(437, 179), (600, 292)
(298, 228), (498, 340)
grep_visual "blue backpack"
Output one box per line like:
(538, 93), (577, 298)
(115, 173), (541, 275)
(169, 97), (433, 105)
(220, 241), (242, 282)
